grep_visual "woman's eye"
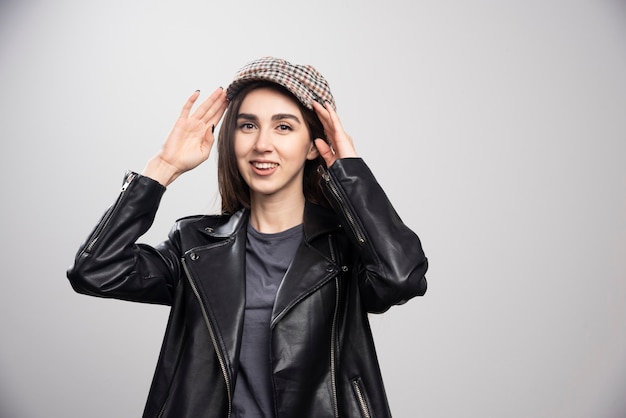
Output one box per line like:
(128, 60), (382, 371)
(239, 122), (256, 130)
(277, 123), (292, 131)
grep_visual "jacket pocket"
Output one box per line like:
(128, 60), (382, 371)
(351, 377), (373, 418)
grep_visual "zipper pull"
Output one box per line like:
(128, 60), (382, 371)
(317, 165), (330, 181)
(121, 172), (137, 192)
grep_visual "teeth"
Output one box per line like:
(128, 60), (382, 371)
(253, 162), (278, 169)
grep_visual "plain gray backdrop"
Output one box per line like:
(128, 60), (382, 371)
(1, 0), (625, 417)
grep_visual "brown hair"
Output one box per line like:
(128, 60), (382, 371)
(217, 81), (329, 214)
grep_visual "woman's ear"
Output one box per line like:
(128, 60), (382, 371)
(306, 141), (320, 160)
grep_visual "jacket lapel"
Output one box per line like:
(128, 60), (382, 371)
(271, 203), (342, 326)
(183, 210), (248, 382)
(271, 241), (338, 326)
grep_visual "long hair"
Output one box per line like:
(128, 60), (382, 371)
(217, 81), (329, 214)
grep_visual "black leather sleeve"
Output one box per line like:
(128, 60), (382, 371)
(321, 158), (428, 313)
(66, 172), (181, 306)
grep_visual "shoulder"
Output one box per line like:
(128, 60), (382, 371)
(303, 203), (343, 241)
(175, 213), (225, 227)
(172, 209), (249, 238)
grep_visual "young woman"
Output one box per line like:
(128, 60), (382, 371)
(68, 57), (428, 418)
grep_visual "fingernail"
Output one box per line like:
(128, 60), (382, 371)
(195, 89), (200, 93)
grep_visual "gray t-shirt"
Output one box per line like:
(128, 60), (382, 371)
(231, 222), (303, 418)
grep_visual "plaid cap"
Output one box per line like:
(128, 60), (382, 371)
(226, 56), (336, 110)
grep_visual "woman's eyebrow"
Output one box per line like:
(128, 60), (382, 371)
(237, 113), (258, 121)
(237, 113), (301, 124)
(271, 113), (301, 123)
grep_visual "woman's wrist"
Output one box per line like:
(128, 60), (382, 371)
(141, 155), (183, 187)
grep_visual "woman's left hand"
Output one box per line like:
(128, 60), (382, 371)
(312, 101), (357, 167)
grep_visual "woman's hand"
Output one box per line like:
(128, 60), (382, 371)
(143, 87), (228, 186)
(312, 100), (357, 167)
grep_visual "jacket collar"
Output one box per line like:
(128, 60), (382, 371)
(303, 202), (342, 243)
(199, 202), (340, 243)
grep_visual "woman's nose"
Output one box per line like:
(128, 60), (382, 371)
(253, 129), (273, 152)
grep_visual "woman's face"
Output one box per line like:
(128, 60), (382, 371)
(234, 87), (319, 203)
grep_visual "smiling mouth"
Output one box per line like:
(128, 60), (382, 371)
(252, 162), (279, 170)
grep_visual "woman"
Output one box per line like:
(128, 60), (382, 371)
(67, 57), (428, 418)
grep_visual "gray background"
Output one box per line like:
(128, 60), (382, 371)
(1, 0), (625, 417)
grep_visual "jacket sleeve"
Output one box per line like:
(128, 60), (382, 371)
(320, 158), (428, 313)
(66, 172), (182, 306)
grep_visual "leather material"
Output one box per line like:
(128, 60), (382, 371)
(67, 158), (428, 418)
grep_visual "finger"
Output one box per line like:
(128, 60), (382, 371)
(312, 100), (332, 130)
(314, 138), (337, 167)
(312, 100), (337, 146)
(321, 100), (346, 133)
(194, 87), (226, 120)
(205, 97), (228, 127)
(200, 92), (228, 126)
(314, 100), (348, 148)
(180, 90), (201, 118)
(202, 99), (229, 140)
(214, 93), (229, 118)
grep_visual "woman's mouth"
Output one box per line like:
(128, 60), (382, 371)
(252, 162), (278, 170)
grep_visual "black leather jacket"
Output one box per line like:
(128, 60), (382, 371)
(67, 158), (428, 418)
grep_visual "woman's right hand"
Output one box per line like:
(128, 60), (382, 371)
(143, 87), (228, 186)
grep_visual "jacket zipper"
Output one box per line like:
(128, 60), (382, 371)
(352, 378), (372, 418)
(182, 258), (232, 418)
(318, 166), (366, 246)
(328, 235), (341, 418)
(85, 172), (137, 253)
(330, 277), (340, 418)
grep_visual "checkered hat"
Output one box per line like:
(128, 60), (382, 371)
(226, 57), (336, 110)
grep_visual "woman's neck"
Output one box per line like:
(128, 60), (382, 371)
(249, 193), (305, 234)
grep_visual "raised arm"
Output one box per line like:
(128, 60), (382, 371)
(312, 101), (428, 313)
(143, 87), (228, 186)
(67, 88), (227, 304)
